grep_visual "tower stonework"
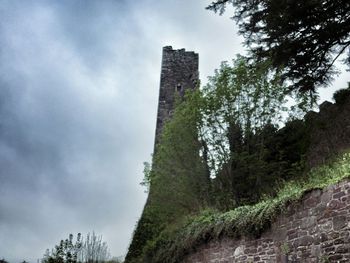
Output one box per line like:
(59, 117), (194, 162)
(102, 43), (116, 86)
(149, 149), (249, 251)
(125, 47), (199, 263)
(154, 46), (199, 150)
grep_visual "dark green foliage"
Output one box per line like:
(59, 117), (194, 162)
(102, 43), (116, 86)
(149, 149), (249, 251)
(148, 90), (210, 222)
(127, 56), (318, 262)
(212, 119), (309, 208)
(42, 234), (82, 263)
(201, 57), (311, 207)
(0, 259), (9, 263)
(275, 119), (310, 179)
(124, 208), (164, 263)
(125, 90), (211, 263)
(333, 83), (350, 105)
(207, 0), (350, 92)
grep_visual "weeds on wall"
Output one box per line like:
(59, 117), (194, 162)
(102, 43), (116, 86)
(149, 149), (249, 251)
(143, 151), (350, 263)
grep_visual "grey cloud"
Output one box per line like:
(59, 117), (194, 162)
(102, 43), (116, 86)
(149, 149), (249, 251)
(0, 1), (148, 261)
(0, 0), (348, 262)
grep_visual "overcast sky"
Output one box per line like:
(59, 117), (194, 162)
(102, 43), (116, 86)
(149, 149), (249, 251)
(0, 1), (349, 262)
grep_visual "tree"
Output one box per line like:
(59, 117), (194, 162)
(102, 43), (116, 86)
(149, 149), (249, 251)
(207, 0), (350, 92)
(42, 234), (82, 263)
(200, 56), (287, 178)
(149, 90), (210, 220)
(126, 90), (211, 263)
(200, 56), (310, 206)
(42, 233), (111, 263)
(77, 232), (110, 263)
(333, 82), (350, 104)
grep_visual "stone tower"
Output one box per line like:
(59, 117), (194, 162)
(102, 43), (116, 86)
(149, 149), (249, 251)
(154, 46), (199, 150)
(124, 46), (199, 263)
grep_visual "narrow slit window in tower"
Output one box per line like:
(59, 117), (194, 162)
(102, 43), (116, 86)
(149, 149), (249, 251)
(176, 84), (182, 92)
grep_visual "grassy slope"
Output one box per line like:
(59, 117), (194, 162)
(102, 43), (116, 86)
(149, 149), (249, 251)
(142, 151), (350, 263)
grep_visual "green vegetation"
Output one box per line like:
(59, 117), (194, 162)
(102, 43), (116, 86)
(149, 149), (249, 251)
(142, 151), (350, 263)
(42, 233), (82, 263)
(207, 0), (350, 93)
(126, 53), (350, 263)
(126, 62), (350, 263)
(42, 232), (114, 263)
(125, 90), (210, 263)
(148, 90), (210, 220)
(280, 243), (290, 255)
(126, 2), (350, 262)
(321, 255), (331, 263)
(200, 57), (312, 207)
(333, 83), (350, 105)
(126, 56), (316, 262)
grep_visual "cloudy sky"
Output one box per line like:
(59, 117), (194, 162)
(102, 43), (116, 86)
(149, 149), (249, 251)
(0, 1), (349, 262)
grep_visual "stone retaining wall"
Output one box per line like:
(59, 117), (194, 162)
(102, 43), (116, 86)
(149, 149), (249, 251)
(183, 180), (350, 263)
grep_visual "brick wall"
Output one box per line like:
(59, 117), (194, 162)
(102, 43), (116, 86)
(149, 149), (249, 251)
(183, 180), (350, 263)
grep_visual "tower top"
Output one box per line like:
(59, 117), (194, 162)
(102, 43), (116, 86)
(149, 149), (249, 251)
(161, 46), (199, 64)
(162, 45), (198, 54)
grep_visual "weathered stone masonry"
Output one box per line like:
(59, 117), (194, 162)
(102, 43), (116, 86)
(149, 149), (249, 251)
(184, 179), (350, 263)
(154, 46), (199, 151)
